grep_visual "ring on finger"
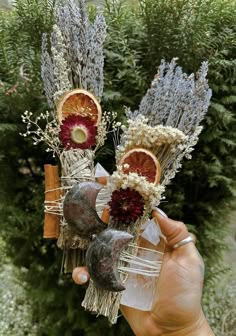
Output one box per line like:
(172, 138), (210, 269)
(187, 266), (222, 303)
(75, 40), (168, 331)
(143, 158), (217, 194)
(173, 236), (195, 249)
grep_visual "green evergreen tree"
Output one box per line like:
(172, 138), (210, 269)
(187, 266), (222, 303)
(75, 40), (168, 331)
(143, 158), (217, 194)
(134, 0), (236, 272)
(0, 0), (235, 335)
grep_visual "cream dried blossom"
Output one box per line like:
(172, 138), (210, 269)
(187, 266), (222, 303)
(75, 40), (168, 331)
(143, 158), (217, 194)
(94, 114), (108, 150)
(110, 166), (165, 211)
(160, 126), (203, 185)
(117, 115), (188, 160)
(92, 110), (118, 151)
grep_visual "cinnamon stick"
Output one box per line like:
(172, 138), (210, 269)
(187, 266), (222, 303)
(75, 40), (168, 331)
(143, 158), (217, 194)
(101, 206), (110, 224)
(95, 176), (108, 186)
(43, 164), (61, 239)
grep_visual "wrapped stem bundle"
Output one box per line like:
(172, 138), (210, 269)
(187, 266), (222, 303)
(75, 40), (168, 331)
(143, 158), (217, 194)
(57, 149), (95, 272)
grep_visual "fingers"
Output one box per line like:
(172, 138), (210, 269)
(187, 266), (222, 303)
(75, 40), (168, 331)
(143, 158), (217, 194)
(71, 213), (197, 285)
(153, 210), (196, 255)
(72, 267), (90, 285)
(189, 232), (197, 244)
(153, 210), (189, 246)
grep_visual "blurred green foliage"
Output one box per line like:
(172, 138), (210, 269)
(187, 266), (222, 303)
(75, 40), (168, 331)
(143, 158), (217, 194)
(0, 238), (39, 335)
(203, 269), (236, 336)
(0, 0), (235, 335)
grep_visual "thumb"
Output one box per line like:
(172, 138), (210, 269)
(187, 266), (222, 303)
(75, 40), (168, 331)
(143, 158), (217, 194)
(152, 210), (189, 248)
(72, 267), (90, 285)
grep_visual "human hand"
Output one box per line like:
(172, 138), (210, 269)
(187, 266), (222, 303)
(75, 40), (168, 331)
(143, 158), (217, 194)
(72, 212), (214, 336)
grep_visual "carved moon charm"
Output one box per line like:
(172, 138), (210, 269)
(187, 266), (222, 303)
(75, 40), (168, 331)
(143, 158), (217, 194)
(63, 181), (106, 238)
(86, 228), (133, 291)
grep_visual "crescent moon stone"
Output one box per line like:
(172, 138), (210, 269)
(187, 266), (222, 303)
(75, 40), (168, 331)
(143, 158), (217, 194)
(86, 229), (133, 292)
(63, 182), (106, 238)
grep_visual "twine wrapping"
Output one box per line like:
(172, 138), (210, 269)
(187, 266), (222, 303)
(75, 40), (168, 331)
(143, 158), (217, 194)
(95, 186), (112, 218)
(82, 243), (135, 324)
(81, 210), (165, 323)
(57, 149), (95, 272)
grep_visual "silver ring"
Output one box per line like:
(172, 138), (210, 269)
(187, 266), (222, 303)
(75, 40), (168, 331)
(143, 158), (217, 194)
(173, 236), (194, 249)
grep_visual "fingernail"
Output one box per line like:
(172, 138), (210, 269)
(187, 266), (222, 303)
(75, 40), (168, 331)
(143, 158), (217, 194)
(77, 273), (88, 284)
(156, 208), (168, 218)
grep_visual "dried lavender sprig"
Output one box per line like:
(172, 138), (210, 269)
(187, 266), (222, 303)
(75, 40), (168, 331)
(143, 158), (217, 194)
(83, 13), (106, 98)
(56, 0), (87, 88)
(178, 61), (212, 133)
(41, 24), (72, 110)
(41, 0), (107, 109)
(130, 59), (212, 136)
(41, 34), (56, 110)
(50, 24), (72, 103)
(124, 59), (212, 188)
(56, 0), (107, 98)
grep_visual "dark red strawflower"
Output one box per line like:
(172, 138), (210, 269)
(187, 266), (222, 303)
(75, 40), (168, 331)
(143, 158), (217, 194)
(108, 188), (144, 226)
(59, 115), (97, 149)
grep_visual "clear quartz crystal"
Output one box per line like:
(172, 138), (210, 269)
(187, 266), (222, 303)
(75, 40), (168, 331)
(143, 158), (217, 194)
(121, 221), (164, 311)
(94, 162), (110, 177)
(120, 247), (163, 311)
(141, 219), (161, 246)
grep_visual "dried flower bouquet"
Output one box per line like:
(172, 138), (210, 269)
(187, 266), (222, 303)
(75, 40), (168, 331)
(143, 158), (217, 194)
(21, 0), (211, 325)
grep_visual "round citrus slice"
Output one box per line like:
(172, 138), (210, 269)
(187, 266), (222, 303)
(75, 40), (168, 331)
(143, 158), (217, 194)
(119, 148), (161, 185)
(57, 89), (102, 126)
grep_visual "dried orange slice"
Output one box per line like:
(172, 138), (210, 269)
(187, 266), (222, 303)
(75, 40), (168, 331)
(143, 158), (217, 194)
(57, 89), (102, 126)
(119, 148), (161, 185)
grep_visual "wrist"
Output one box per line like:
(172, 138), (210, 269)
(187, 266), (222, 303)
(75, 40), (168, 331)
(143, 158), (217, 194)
(162, 310), (214, 336)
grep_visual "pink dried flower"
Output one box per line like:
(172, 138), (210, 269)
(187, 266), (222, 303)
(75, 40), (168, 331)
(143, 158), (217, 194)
(59, 115), (97, 149)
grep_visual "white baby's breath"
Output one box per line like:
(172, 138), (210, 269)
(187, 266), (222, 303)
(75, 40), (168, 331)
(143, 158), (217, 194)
(117, 115), (188, 160)
(21, 110), (61, 157)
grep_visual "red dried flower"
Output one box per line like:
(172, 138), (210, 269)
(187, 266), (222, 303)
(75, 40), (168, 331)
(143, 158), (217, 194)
(108, 188), (144, 226)
(59, 115), (97, 149)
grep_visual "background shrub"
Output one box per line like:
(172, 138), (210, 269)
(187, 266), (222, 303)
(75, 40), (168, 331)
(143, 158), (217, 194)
(0, 0), (235, 335)
(0, 238), (39, 336)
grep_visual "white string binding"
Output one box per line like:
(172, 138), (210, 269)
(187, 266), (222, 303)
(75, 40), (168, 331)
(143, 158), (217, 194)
(128, 243), (164, 254)
(96, 186), (112, 217)
(118, 244), (164, 278)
